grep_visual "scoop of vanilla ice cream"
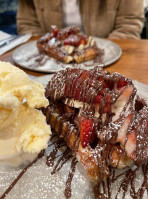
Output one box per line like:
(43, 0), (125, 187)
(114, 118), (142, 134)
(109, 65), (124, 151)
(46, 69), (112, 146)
(17, 107), (50, 153)
(0, 61), (48, 108)
(0, 61), (51, 158)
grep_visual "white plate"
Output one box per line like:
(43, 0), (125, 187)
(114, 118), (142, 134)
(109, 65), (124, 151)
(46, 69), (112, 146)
(12, 38), (122, 73)
(0, 76), (147, 199)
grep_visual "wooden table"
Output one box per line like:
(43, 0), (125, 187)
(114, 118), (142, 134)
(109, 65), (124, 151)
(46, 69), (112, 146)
(0, 38), (148, 85)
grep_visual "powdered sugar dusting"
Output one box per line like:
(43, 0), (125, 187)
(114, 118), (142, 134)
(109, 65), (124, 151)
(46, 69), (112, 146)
(0, 77), (147, 199)
(0, 154), (94, 199)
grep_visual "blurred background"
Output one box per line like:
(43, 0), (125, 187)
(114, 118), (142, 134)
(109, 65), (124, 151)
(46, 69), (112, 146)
(0, 0), (17, 34)
(0, 0), (148, 38)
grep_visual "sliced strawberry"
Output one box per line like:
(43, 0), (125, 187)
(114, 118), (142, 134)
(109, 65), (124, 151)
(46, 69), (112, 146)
(94, 95), (102, 103)
(81, 70), (89, 80)
(64, 75), (82, 101)
(75, 88), (81, 100)
(71, 77), (80, 100)
(71, 71), (90, 101)
(57, 31), (67, 40)
(65, 85), (68, 96)
(53, 29), (58, 37)
(103, 103), (111, 113)
(64, 69), (79, 96)
(78, 37), (86, 46)
(64, 35), (81, 46)
(80, 117), (95, 148)
(51, 25), (59, 37)
(65, 70), (112, 105)
(57, 26), (80, 40)
(98, 76), (108, 88)
(105, 94), (112, 104)
(117, 78), (128, 88)
(98, 76), (104, 81)
(125, 132), (136, 159)
(67, 26), (80, 35)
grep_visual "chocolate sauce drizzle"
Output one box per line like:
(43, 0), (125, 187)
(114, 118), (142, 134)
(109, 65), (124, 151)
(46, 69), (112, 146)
(94, 163), (148, 199)
(64, 157), (78, 199)
(0, 135), (77, 199)
(0, 67), (148, 199)
(0, 150), (44, 199)
(45, 136), (78, 198)
(26, 53), (52, 68)
(0, 136), (147, 199)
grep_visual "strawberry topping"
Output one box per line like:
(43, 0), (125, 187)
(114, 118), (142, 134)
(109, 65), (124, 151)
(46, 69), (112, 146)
(64, 70), (130, 115)
(94, 95), (102, 103)
(64, 35), (86, 47)
(79, 37), (87, 45)
(98, 77), (108, 89)
(117, 78), (128, 88)
(51, 25), (59, 37)
(80, 117), (95, 148)
(71, 77), (80, 100)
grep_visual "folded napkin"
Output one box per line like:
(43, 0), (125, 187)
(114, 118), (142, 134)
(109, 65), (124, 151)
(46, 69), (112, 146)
(0, 31), (12, 45)
(0, 31), (32, 56)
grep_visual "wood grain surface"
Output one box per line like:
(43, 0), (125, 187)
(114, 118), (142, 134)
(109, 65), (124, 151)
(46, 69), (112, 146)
(0, 38), (148, 85)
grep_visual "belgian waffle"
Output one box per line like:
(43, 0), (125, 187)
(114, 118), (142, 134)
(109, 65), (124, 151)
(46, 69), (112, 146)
(37, 26), (103, 64)
(44, 67), (148, 182)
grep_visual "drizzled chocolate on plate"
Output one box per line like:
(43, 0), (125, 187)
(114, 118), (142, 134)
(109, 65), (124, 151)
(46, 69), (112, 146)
(37, 25), (103, 64)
